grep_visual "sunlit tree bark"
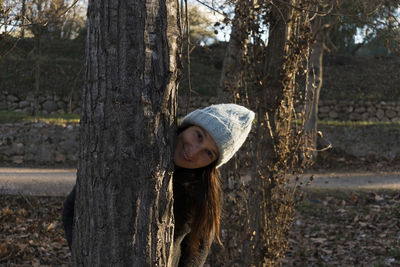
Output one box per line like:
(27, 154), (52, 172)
(72, 0), (181, 265)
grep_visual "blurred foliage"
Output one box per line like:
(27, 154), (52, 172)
(0, 1), (399, 100)
(0, 34), (85, 97)
(187, 4), (217, 45)
(322, 55), (400, 101)
(180, 43), (225, 96)
(326, 0), (400, 56)
(1, 38), (400, 100)
(357, 28), (400, 56)
(1, 36), (399, 100)
(0, 0), (86, 39)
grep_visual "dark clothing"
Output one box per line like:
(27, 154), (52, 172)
(62, 185), (75, 249)
(62, 171), (211, 267)
(171, 169), (212, 267)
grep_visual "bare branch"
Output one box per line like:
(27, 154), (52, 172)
(275, 0), (385, 18)
(193, 0), (231, 22)
(57, 0), (80, 18)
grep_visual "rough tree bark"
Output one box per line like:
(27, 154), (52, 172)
(212, 0), (314, 265)
(253, 0), (290, 178)
(72, 0), (181, 266)
(248, 0), (293, 265)
(218, 0), (252, 103)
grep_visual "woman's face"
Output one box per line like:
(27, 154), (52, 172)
(174, 126), (219, 169)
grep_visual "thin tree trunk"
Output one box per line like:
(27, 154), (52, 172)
(4, 1), (8, 35)
(32, 1), (45, 115)
(304, 30), (324, 160)
(253, 0), (290, 180)
(72, 0), (181, 266)
(20, 0), (26, 38)
(249, 0), (291, 265)
(33, 34), (41, 115)
(218, 0), (252, 103)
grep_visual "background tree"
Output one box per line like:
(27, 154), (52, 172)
(1, 0), (19, 36)
(187, 4), (216, 46)
(215, 0), (399, 264)
(303, 16), (326, 161)
(302, 0), (400, 160)
(215, 0), (316, 265)
(0, 0), (86, 113)
(218, 0), (252, 103)
(0, 0), (85, 39)
(248, 1), (314, 265)
(72, 0), (181, 265)
(324, 0), (400, 56)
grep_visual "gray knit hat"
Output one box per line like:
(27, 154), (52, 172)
(180, 103), (255, 168)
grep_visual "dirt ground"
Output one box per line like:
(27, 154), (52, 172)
(1, 187), (399, 266)
(0, 151), (399, 266)
(284, 190), (400, 266)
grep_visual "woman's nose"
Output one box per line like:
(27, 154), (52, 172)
(188, 145), (201, 158)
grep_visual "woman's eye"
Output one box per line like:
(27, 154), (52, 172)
(197, 131), (202, 140)
(206, 150), (213, 159)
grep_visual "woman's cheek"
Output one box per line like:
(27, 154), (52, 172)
(173, 148), (180, 166)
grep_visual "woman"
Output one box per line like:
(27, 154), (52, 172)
(62, 103), (254, 267)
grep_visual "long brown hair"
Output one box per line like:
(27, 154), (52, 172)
(188, 162), (222, 254)
(175, 125), (223, 255)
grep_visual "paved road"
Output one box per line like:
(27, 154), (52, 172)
(0, 168), (76, 196)
(0, 168), (399, 196)
(296, 171), (400, 190)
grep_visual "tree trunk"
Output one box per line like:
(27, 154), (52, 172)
(72, 0), (181, 266)
(249, 0), (292, 265)
(218, 0), (252, 103)
(20, 0), (26, 38)
(253, 0), (290, 177)
(33, 33), (41, 115)
(304, 24), (324, 160)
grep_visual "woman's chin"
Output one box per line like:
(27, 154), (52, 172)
(174, 161), (189, 169)
(174, 159), (194, 169)
(173, 157), (185, 169)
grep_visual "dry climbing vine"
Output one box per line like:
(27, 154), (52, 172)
(217, 0), (321, 266)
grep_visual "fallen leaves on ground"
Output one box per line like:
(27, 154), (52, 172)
(0, 194), (70, 266)
(284, 191), (400, 266)
(1, 191), (399, 266)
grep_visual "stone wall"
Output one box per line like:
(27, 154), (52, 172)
(0, 122), (79, 166)
(1, 122), (399, 167)
(0, 92), (81, 115)
(318, 100), (400, 122)
(320, 124), (400, 160)
(1, 91), (400, 122)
